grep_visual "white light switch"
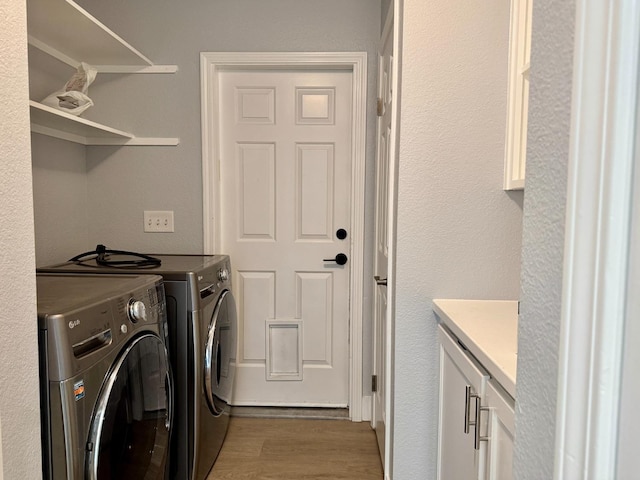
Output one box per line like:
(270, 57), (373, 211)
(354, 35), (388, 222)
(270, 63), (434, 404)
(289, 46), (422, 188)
(144, 211), (174, 232)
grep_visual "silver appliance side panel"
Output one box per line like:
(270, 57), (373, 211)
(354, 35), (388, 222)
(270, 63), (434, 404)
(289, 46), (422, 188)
(190, 307), (202, 480)
(162, 280), (194, 480)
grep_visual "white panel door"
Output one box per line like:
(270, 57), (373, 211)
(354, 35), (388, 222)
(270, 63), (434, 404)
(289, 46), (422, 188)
(218, 69), (352, 406)
(373, 12), (394, 463)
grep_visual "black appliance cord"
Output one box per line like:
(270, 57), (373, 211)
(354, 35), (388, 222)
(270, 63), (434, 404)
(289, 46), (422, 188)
(69, 244), (162, 268)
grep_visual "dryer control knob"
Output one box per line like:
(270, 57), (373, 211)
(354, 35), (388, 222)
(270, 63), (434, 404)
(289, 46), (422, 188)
(128, 300), (147, 323)
(218, 268), (229, 283)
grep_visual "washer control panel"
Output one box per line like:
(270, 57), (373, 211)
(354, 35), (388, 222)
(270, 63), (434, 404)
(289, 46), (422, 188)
(36, 274), (167, 381)
(218, 268), (229, 283)
(127, 299), (147, 323)
(198, 257), (232, 301)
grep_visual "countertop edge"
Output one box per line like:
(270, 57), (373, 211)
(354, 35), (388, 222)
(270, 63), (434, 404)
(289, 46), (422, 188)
(433, 299), (518, 398)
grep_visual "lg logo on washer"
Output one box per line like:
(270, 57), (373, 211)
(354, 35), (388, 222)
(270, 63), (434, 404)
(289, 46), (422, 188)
(68, 319), (80, 329)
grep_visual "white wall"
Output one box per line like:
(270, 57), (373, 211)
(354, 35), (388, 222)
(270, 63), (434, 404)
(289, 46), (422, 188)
(0, 0), (43, 477)
(392, 0), (523, 477)
(513, 0), (574, 478)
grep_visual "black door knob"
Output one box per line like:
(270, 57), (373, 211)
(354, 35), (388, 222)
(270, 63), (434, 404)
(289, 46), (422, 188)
(323, 253), (348, 265)
(336, 228), (347, 240)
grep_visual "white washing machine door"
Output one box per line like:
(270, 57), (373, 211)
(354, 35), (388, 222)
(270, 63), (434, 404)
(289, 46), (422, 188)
(85, 333), (172, 480)
(203, 289), (237, 415)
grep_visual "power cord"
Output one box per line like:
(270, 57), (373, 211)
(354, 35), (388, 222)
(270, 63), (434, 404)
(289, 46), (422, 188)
(69, 244), (161, 268)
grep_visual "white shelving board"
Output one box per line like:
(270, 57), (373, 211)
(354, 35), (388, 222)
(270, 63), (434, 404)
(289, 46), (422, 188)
(26, 0), (179, 145)
(27, 0), (177, 73)
(30, 101), (179, 146)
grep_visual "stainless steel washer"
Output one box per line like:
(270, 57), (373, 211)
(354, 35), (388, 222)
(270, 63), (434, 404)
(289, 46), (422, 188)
(38, 253), (237, 480)
(36, 273), (172, 480)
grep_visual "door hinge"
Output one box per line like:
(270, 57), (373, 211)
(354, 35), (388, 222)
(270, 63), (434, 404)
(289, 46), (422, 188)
(371, 375), (378, 392)
(377, 97), (384, 116)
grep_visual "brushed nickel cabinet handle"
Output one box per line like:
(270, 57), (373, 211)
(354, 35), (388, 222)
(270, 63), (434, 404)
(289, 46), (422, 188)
(464, 385), (479, 434)
(474, 402), (490, 450)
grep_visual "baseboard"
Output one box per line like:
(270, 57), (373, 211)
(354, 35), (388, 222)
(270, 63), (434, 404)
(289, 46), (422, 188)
(231, 405), (349, 420)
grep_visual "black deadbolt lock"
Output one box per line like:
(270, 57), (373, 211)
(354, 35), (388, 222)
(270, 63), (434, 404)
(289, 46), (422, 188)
(336, 228), (347, 240)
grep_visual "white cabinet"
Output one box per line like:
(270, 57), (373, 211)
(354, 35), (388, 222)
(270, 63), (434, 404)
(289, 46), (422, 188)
(26, 0), (179, 146)
(503, 0), (533, 190)
(438, 325), (489, 480)
(484, 379), (515, 480)
(438, 325), (515, 480)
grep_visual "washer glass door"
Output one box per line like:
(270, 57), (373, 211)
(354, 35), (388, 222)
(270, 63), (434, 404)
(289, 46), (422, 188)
(86, 333), (172, 480)
(204, 290), (237, 415)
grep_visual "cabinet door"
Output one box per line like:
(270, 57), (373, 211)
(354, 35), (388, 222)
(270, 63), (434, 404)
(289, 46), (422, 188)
(503, 0), (533, 190)
(484, 379), (515, 480)
(438, 326), (489, 480)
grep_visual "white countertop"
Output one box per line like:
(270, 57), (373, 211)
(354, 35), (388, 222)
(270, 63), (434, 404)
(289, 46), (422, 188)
(433, 299), (518, 398)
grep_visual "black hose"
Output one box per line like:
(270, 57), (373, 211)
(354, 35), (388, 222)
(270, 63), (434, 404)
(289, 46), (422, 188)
(69, 244), (161, 268)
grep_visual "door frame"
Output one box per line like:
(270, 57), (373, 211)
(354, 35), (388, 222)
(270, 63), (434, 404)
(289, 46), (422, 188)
(554, 0), (640, 477)
(200, 51), (368, 421)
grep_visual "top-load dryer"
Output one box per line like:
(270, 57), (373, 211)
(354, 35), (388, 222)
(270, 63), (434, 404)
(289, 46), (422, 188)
(38, 248), (237, 480)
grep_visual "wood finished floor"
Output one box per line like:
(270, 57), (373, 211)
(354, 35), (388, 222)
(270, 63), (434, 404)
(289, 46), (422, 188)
(207, 417), (383, 479)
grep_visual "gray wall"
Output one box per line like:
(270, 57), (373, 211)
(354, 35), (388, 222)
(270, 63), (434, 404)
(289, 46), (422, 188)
(74, 0), (381, 257)
(32, 134), (89, 265)
(393, 0), (523, 477)
(31, 0), (382, 260)
(29, 45), (90, 266)
(29, 0), (381, 397)
(513, 0), (574, 478)
(381, 0), (392, 30)
(0, 0), (42, 477)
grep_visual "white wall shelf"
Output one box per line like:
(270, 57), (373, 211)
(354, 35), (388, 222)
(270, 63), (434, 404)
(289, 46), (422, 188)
(30, 101), (179, 146)
(27, 0), (177, 73)
(26, 0), (179, 146)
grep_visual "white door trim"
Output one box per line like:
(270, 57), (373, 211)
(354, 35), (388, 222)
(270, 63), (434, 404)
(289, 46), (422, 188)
(200, 51), (368, 421)
(616, 101), (640, 477)
(554, 0), (640, 478)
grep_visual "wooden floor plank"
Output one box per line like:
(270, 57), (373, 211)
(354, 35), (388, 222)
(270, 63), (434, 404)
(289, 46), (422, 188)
(208, 417), (383, 480)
